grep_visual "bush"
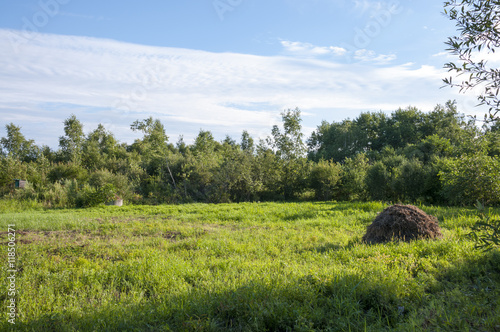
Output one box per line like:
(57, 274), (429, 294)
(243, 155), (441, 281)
(41, 181), (69, 208)
(469, 201), (500, 251)
(0, 156), (28, 195)
(310, 159), (341, 200)
(392, 159), (428, 202)
(339, 153), (369, 201)
(80, 183), (117, 207)
(439, 155), (500, 206)
(88, 169), (132, 200)
(366, 161), (391, 201)
(48, 162), (88, 183)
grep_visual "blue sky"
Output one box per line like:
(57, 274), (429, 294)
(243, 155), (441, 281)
(0, 0), (496, 148)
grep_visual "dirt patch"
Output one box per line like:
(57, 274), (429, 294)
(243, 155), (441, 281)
(0, 229), (93, 245)
(162, 231), (181, 241)
(362, 204), (443, 244)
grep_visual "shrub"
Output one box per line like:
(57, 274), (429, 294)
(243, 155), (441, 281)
(80, 183), (117, 207)
(0, 156), (28, 195)
(88, 169), (132, 200)
(392, 159), (428, 202)
(41, 181), (69, 208)
(310, 159), (342, 200)
(366, 161), (391, 201)
(469, 201), (500, 251)
(439, 155), (500, 206)
(48, 162), (88, 183)
(339, 153), (369, 201)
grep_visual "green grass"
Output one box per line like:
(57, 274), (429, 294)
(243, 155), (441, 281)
(1, 201), (499, 331)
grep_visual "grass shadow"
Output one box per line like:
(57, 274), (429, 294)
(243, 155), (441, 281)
(11, 273), (407, 332)
(8, 250), (500, 331)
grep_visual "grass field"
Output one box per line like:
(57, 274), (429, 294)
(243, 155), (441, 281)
(1, 200), (499, 331)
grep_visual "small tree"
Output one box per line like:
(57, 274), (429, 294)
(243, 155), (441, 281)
(443, 0), (500, 121)
(439, 154), (500, 206)
(59, 114), (85, 163)
(266, 108), (308, 199)
(1, 123), (39, 162)
(310, 159), (342, 201)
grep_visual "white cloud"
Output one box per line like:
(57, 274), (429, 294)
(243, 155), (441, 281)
(352, 0), (402, 16)
(354, 49), (396, 64)
(0, 29), (486, 148)
(281, 40), (347, 57)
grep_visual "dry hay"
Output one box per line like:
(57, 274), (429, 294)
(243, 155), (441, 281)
(362, 204), (443, 244)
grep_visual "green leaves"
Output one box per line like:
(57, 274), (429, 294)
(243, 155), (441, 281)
(443, 0), (500, 121)
(439, 155), (500, 206)
(469, 200), (500, 251)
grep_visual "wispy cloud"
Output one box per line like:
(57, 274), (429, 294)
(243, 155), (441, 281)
(0, 29), (481, 148)
(280, 40), (396, 64)
(352, 0), (401, 16)
(354, 49), (396, 64)
(281, 40), (347, 57)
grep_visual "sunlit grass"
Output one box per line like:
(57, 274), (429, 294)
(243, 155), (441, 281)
(0, 201), (499, 331)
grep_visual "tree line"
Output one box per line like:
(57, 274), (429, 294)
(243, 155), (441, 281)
(1, 100), (500, 207)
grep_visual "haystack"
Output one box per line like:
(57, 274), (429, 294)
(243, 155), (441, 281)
(362, 204), (443, 244)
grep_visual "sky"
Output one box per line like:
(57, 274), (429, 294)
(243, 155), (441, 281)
(0, 0), (497, 149)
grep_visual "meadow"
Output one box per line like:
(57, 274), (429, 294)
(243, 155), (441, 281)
(0, 200), (499, 331)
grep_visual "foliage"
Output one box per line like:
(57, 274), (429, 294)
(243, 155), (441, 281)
(439, 154), (500, 206)
(443, 0), (500, 121)
(48, 162), (89, 184)
(2, 102), (500, 206)
(88, 169), (132, 200)
(469, 200), (500, 251)
(309, 102), (463, 163)
(267, 108), (307, 161)
(266, 108), (309, 199)
(0, 123), (39, 162)
(309, 159), (342, 200)
(80, 183), (117, 207)
(392, 158), (429, 202)
(58, 114), (85, 163)
(339, 153), (370, 201)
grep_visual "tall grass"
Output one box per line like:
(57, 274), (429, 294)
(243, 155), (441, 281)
(0, 201), (499, 331)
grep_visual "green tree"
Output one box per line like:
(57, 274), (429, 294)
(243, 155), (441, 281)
(1, 123), (39, 162)
(191, 130), (220, 155)
(241, 130), (255, 154)
(308, 120), (358, 162)
(310, 159), (342, 201)
(339, 153), (369, 201)
(59, 114), (84, 163)
(267, 108), (309, 199)
(366, 161), (391, 201)
(268, 108), (306, 160)
(130, 117), (170, 155)
(254, 143), (283, 200)
(130, 117), (173, 201)
(179, 130), (222, 202)
(383, 107), (425, 149)
(443, 0), (500, 121)
(82, 124), (120, 171)
(392, 158), (428, 202)
(210, 143), (260, 203)
(439, 154), (500, 206)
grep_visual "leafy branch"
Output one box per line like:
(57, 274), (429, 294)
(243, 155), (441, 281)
(469, 200), (500, 251)
(443, 0), (500, 121)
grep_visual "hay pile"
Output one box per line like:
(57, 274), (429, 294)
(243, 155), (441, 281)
(362, 204), (443, 244)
